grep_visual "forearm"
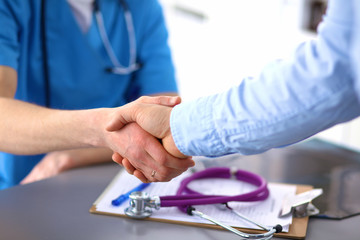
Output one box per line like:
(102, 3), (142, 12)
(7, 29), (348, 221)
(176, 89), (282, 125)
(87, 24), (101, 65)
(170, 0), (360, 156)
(0, 97), (111, 155)
(55, 148), (113, 171)
(20, 147), (113, 185)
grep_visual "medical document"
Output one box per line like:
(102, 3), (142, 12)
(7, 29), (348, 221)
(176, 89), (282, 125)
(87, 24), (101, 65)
(94, 170), (296, 232)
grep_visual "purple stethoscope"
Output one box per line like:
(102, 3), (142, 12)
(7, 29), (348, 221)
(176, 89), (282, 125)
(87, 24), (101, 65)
(125, 167), (282, 239)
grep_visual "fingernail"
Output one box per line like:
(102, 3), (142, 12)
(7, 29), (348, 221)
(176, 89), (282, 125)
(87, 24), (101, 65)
(170, 96), (180, 105)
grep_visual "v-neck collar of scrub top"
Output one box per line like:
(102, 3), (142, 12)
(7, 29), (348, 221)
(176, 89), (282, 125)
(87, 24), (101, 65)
(66, 0), (94, 33)
(43, 0), (131, 109)
(53, 0), (107, 68)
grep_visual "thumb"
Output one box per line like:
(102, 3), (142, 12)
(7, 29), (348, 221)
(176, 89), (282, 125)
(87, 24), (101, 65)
(138, 95), (181, 106)
(106, 96), (181, 132)
(105, 109), (129, 132)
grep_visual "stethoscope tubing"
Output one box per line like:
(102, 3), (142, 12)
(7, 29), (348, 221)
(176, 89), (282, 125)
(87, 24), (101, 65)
(94, 0), (140, 74)
(124, 167), (282, 239)
(41, 0), (51, 107)
(191, 209), (276, 239)
(159, 167), (269, 209)
(159, 167), (281, 239)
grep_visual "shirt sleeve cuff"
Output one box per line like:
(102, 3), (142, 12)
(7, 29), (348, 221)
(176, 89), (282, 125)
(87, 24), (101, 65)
(170, 96), (225, 157)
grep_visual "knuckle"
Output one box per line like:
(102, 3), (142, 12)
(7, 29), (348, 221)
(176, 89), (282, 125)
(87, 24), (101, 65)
(162, 168), (172, 176)
(124, 167), (134, 175)
(138, 96), (148, 103)
(162, 176), (172, 182)
(156, 168), (172, 182)
(156, 175), (167, 182)
(156, 155), (167, 166)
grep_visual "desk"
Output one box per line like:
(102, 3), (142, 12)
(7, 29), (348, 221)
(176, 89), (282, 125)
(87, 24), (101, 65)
(0, 140), (359, 240)
(0, 165), (359, 240)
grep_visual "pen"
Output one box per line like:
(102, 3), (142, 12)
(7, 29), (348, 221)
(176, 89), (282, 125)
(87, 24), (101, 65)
(111, 182), (151, 206)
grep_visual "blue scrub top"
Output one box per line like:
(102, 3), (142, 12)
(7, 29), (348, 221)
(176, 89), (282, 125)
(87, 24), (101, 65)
(0, 0), (177, 189)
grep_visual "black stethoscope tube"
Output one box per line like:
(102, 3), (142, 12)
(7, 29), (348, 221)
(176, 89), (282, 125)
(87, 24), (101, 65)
(41, 0), (51, 107)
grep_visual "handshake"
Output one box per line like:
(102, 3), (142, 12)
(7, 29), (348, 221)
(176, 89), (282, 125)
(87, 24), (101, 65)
(103, 96), (194, 183)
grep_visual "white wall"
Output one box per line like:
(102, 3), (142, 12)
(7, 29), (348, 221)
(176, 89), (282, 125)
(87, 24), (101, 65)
(160, 0), (360, 152)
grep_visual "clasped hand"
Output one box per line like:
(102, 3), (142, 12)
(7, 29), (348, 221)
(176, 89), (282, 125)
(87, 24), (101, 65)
(106, 96), (194, 183)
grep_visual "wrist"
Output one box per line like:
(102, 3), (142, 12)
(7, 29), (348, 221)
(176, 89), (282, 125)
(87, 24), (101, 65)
(44, 151), (74, 173)
(58, 152), (75, 172)
(163, 133), (187, 158)
(85, 108), (114, 148)
(162, 107), (188, 158)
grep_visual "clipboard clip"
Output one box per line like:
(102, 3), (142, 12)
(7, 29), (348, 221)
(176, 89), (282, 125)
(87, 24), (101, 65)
(279, 188), (323, 218)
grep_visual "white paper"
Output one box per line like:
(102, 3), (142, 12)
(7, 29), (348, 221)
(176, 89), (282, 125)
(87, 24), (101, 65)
(94, 170), (295, 232)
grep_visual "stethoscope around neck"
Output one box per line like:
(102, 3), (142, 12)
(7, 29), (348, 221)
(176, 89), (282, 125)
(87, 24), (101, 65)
(93, 0), (140, 74)
(125, 167), (283, 239)
(40, 0), (140, 107)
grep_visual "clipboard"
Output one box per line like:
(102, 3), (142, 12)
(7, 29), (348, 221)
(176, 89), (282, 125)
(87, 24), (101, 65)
(90, 170), (312, 239)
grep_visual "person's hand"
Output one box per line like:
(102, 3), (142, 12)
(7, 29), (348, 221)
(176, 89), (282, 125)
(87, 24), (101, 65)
(20, 150), (75, 184)
(105, 96), (192, 182)
(20, 147), (113, 184)
(104, 122), (194, 182)
(106, 96), (186, 158)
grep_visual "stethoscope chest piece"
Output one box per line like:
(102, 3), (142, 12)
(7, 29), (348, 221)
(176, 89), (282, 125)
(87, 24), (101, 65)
(125, 191), (160, 219)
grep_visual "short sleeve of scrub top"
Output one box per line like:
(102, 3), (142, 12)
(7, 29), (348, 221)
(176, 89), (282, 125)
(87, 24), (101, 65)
(0, 1), (21, 70)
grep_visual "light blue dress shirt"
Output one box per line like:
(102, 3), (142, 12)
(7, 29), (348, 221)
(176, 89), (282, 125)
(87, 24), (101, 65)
(171, 0), (360, 157)
(0, 0), (177, 189)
